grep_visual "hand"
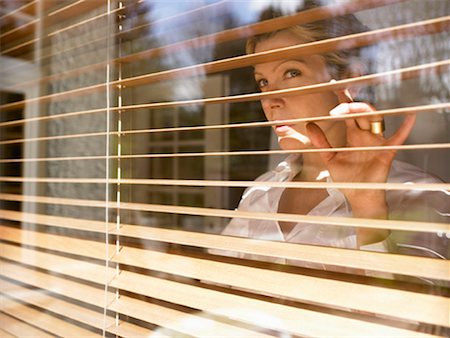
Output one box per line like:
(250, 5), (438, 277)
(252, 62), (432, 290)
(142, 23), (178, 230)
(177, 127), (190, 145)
(306, 90), (416, 245)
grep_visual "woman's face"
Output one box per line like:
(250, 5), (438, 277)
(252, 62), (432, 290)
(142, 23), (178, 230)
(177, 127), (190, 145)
(254, 30), (342, 150)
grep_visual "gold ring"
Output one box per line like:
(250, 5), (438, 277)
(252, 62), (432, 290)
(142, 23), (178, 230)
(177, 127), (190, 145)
(370, 120), (385, 135)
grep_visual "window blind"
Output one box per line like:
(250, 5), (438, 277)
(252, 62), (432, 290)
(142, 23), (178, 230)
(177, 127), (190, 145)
(0, 0), (449, 337)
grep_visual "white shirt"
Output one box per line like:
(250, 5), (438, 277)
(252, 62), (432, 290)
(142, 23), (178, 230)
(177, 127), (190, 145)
(216, 155), (449, 270)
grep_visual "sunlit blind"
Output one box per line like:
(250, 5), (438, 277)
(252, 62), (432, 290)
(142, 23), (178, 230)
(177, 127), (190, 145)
(0, 0), (449, 336)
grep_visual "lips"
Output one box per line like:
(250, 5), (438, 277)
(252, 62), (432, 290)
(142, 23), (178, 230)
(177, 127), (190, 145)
(274, 124), (294, 133)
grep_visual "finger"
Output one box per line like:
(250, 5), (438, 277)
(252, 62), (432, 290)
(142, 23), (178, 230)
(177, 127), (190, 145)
(306, 122), (336, 163)
(356, 117), (371, 131)
(386, 114), (416, 146)
(329, 102), (375, 130)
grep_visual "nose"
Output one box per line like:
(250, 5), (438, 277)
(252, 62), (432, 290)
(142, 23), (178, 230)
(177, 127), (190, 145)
(261, 96), (284, 110)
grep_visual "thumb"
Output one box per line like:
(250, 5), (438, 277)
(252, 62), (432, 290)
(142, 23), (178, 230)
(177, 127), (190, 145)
(306, 122), (335, 163)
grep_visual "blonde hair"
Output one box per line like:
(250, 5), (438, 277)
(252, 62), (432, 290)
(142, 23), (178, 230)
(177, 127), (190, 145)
(246, 5), (369, 79)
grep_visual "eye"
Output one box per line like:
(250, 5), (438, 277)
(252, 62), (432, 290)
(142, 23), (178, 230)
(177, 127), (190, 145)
(256, 78), (268, 89)
(284, 69), (301, 79)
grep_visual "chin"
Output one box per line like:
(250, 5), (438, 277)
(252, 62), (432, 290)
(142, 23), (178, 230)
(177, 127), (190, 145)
(278, 135), (311, 150)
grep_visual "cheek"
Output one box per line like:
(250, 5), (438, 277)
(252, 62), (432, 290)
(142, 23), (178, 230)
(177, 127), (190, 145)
(290, 92), (339, 115)
(260, 100), (272, 119)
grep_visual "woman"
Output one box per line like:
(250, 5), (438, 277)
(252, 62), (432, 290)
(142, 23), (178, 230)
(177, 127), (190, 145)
(214, 5), (448, 271)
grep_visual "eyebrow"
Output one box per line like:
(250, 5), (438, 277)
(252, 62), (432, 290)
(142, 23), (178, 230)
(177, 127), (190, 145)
(254, 58), (307, 76)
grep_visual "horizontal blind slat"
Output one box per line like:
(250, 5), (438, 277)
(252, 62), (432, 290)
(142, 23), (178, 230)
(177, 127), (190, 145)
(0, 312), (55, 338)
(1, 226), (447, 326)
(111, 270), (437, 338)
(117, 0), (403, 63)
(1, 296), (100, 337)
(1, 0), (105, 55)
(1, 195), (447, 232)
(1, 58), (448, 130)
(0, 0), (37, 21)
(1, 176), (448, 192)
(0, 278), (159, 338)
(0, 241), (435, 337)
(0, 211), (450, 280)
(109, 296), (275, 338)
(0, 261), (272, 338)
(0, 211), (447, 280)
(107, 322), (157, 338)
(0, 242), (114, 284)
(0, 210), (104, 233)
(2, 16), (449, 113)
(3, 0), (230, 89)
(1, 279), (117, 333)
(0, 261), (114, 307)
(116, 225), (450, 281)
(0, 225), (109, 261)
(1, 144), (449, 163)
(2, 0), (230, 84)
(2, 102), (448, 146)
(0, 327), (17, 338)
(113, 246), (450, 327)
(3, 0), (401, 91)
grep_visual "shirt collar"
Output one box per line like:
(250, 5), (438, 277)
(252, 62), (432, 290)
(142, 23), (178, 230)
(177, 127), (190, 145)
(273, 154), (348, 207)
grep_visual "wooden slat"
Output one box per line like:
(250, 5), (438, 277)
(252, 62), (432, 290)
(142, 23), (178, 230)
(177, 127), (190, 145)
(1, 236), (447, 333)
(0, 262), (272, 338)
(1, 296), (100, 337)
(112, 270), (435, 338)
(2, 228), (448, 328)
(2, 0), (402, 93)
(1, 59), (449, 130)
(107, 322), (157, 338)
(0, 261), (114, 307)
(118, 0), (403, 64)
(1, 143), (450, 163)
(113, 246), (450, 327)
(1, 263), (159, 336)
(1, 102), (448, 146)
(0, 241), (434, 337)
(2, 0), (228, 79)
(0, 327), (16, 338)
(0, 176), (449, 193)
(0, 0), (61, 51)
(1, 279), (117, 333)
(1, 0), (229, 91)
(0, 0), (105, 48)
(1, 16), (448, 113)
(109, 296), (275, 338)
(116, 225), (450, 282)
(0, 215), (448, 281)
(118, 18), (450, 89)
(0, 242), (115, 284)
(0, 194), (448, 233)
(0, 1), (37, 22)
(0, 209), (106, 233)
(0, 225), (108, 261)
(0, 19), (38, 48)
(0, 312), (55, 338)
(0, 279), (153, 338)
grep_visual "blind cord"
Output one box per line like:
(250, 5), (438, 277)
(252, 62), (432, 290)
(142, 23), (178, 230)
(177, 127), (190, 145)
(114, 2), (125, 332)
(103, 0), (112, 336)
